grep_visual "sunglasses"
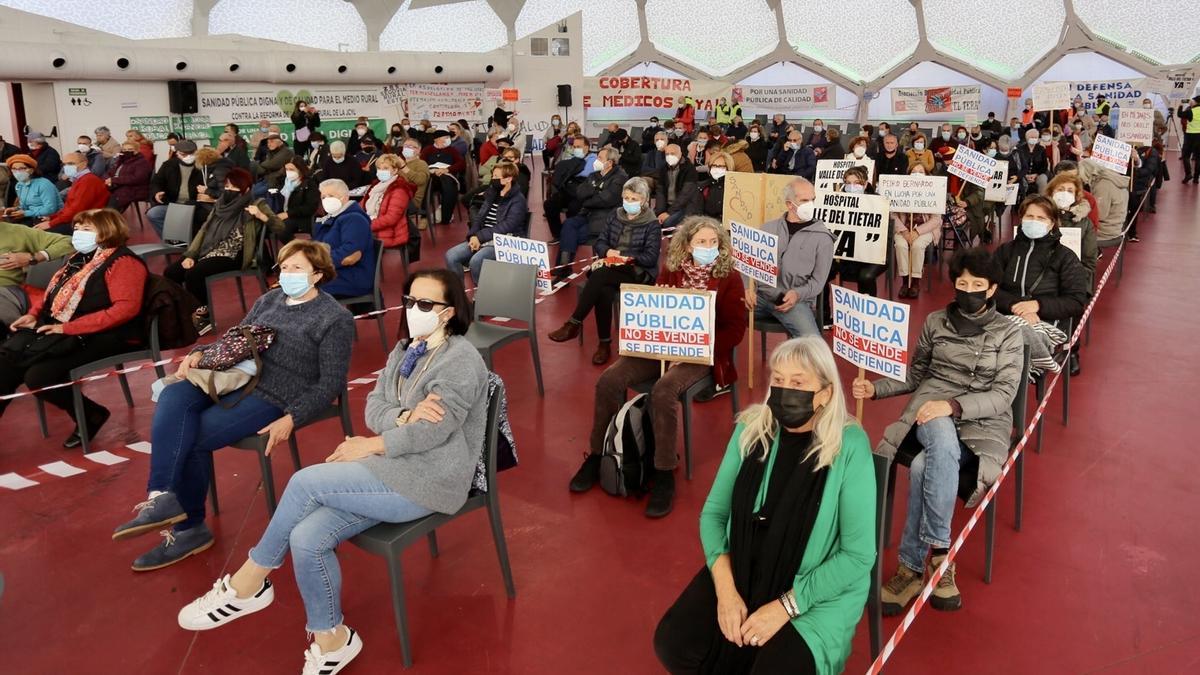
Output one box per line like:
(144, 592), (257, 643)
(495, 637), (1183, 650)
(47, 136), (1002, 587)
(403, 295), (448, 312)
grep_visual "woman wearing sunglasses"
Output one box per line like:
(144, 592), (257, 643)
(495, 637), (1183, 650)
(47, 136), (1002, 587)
(174, 268), (488, 675)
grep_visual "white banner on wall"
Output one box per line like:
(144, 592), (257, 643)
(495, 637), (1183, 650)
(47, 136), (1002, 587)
(403, 84), (486, 125)
(891, 85), (981, 115)
(581, 76), (731, 111)
(731, 84), (836, 111)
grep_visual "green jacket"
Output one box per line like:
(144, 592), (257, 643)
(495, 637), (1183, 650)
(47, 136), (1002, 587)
(700, 421), (876, 675)
(0, 221), (75, 287)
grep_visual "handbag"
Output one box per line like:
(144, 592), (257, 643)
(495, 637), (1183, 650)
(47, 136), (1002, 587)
(195, 324), (275, 370)
(0, 328), (82, 368)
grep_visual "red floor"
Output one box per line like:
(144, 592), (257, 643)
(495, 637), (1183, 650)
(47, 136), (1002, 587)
(2, 155), (1198, 674)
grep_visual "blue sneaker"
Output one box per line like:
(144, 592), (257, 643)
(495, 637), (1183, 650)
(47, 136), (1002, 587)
(112, 492), (186, 540)
(131, 524), (214, 572)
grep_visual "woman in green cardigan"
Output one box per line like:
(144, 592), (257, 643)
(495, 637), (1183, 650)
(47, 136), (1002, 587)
(654, 336), (876, 674)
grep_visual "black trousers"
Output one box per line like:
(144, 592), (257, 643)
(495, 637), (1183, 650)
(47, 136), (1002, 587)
(164, 255), (241, 305)
(543, 189), (580, 239)
(654, 568), (818, 675)
(572, 265), (640, 341)
(433, 174), (459, 224)
(1182, 132), (1200, 179)
(0, 331), (129, 420)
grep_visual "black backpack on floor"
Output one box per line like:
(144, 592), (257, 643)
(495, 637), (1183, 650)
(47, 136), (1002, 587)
(599, 394), (656, 497)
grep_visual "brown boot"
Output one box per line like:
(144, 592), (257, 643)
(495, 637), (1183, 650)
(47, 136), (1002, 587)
(927, 554), (962, 611)
(548, 320), (581, 342)
(591, 341), (612, 365)
(880, 564), (923, 616)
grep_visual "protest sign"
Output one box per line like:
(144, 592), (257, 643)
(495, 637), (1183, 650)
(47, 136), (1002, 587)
(1032, 82), (1071, 112)
(731, 84), (836, 111)
(1006, 87), (1023, 99)
(1069, 79), (1145, 112)
(1138, 78), (1173, 98)
(812, 191), (890, 265)
(947, 145), (998, 189)
(1091, 135), (1132, 175)
(721, 172), (797, 231)
(814, 158), (875, 192)
(617, 285), (715, 365)
(963, 112), (978, 129)
(877, 174), (948, 215)
(582, 76), (730, 111)
(1116, 109), (1154, 145)
(405, 84), (486, 124)
(890, 85), (981, 115)
(1165, 68), (1198, 99)
(729, 221), (779, 288)
(1004, 183), (1019, 206)
(831, 285), (910, 382)
(493, 234), (553, 294)
(984, 164), (1010, 203)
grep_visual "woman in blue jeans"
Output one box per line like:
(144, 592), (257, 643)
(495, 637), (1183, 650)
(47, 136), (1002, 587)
(174, 269), (489, 675)
(444, 161), (528, 285)
(112, 240), (354, 571)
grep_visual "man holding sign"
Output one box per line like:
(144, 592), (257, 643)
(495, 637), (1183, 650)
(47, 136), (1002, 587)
(568, 217), (746, 518)
(852, 248), (1024, 616)
(746, 178), (834, 338)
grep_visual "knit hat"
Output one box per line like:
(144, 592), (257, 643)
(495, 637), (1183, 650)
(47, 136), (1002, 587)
(4, 153), (36, 169)
(224, 167), (254, 193)
(174, 139), (197, 154)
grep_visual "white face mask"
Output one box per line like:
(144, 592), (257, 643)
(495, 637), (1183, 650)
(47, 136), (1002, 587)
(402, 147), (417, 159)
(592, 158), (606, 172)
(71, 229), (99, 254)
(655, 139), (666, 150)
(793, 200), (816, 222)
(913, 142), (925, 151)
(665, 154), (680, 167)
(406, 306), (447, 340)
(749, 132), (760, 141)
(178, 154), (195, 165)
(710, 167), (727, 180)
(507, 124), (516, 132)
(77, 144), (91, 153)
(332, 156), (345, 164)
(322, 196), (345, 215)
(376, 169), (393, 182)
(285, 170), (299, 183)
(852, 147), (866, 158)
(1052, 191), (1075, 209)
(356, 127), (367, 136)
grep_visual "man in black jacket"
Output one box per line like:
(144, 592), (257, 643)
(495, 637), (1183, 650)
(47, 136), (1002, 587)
(609, 128), (642, 179)
(1014, 128), (1049, 196)
(148, 139), (204, 238)
(554, 146), (627, 280)
(544, 135), (588, 244)
(874, 134), (909, 177)
(655, 144), (699, 229)
(981, 112), (1003, 137)
(641, 117), (663, 152)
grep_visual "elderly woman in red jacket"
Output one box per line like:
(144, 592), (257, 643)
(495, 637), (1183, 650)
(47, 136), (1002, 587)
(362, 153), (414, 248)
(567, 215), (747, 519)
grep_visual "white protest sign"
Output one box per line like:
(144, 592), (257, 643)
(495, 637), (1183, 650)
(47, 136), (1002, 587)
(831, 285), (910, 382)
(617, 285), (716, 365)
(1116, 109), (1154, 145)
(948, 144), (998, 189)
(1091, 135), (1132, 175)
(812, 191), (890, 265)
(729, 221), (779, 288)
(1166, 68), (1199, 99)
(963, 112), (978, 129)
(876, 174), (947, 215)
(1032, 82), (1071, 111)
(493, 234), (552, 294)
(984, 164), (1010, 203)
(1004, 183), (1019, 206)
(405, 84), (486, 124)
(1138, 78), (1173, 97)
(731, 84), (836, 111)
(1013, 226), (1081, 260)
(814, 158), (875, 192)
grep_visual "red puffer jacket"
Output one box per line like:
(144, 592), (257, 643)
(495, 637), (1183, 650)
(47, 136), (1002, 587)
(367, 177), (415, 247)
(655, 266), (747, 387)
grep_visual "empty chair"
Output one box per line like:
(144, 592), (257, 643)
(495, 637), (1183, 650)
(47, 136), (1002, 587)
(465, 259), (544, 396)
(129, 202), (194, 260)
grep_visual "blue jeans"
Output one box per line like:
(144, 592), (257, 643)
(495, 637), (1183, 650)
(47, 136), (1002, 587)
(898, 417), (969, 572)
(147, 381), (284, 528)
(444, 241), (496, 284)
(754, 294), (819, 338)
(251, 180), (270, 199)
(147, 204), (168, 238)
(248, 462), (433, 632)
(560, 214), (592, 259)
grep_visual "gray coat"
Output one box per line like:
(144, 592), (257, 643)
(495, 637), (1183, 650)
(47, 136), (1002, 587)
(361, 335), (489, 514)
(871, 305), (1024, 489)
(757, 214), (835, 304)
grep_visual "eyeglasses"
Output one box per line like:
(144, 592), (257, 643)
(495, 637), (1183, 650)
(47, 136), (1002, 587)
(403, 295), (448, 312)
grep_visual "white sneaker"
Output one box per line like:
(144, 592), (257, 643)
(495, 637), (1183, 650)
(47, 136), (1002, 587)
(302, 627), (363, 675)
(177, 574), (274, 631)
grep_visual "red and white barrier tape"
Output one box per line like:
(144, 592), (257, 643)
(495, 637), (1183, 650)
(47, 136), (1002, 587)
(866, 238), (1125, 674)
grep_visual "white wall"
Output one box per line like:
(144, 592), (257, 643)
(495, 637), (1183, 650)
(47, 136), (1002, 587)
(20, 82), (60, 151)
(0, 82), (18, 143)
(736, 62), (859, 122)
(867, 61), (1007, 124)
(508, 12), (583, 152)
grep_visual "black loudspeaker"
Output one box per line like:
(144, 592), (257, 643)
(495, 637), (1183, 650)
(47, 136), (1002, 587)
(168, 80), (198, 115)
(557, 84), (572, 108)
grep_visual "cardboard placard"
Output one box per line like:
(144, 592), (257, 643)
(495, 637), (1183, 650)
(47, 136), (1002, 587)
(617, 285), (716, 365)
(831, 285), (910, 381)
(492, 234), (552, 294)
(812, 191), (890, 265)
(984, 164), (1010, 203)
(1004, 183), (1019, 206)
(948, 144), (998, 188)
(876, 174), (948, 215)
(720, 171), (798, 231)
(814, 158), (876, 192)
(1116, 109), (1154, 145)
(1032, 82), (1071, 112)
(1091, 135), (1132, 175)
(891, 85), (981, 115)
(729, 221), (779, 288)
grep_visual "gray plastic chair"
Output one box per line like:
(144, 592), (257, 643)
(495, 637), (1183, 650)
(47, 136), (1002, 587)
(866, 452), (890, 660)
(756, 292), (828, 361)
(206, 389), (354, 516)
(465, 259), (544, 396)
(203, 223), (270, 331)
(129, 203), (194, 260)
(350, 392), (514, 668)
(337, 240), (388, 352)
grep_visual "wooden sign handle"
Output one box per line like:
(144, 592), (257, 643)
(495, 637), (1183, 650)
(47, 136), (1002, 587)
(855, 367), (866, 422)
(747, 279), (756, 390)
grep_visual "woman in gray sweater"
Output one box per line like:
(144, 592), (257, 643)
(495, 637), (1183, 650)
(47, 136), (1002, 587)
(174, 269), (488, 675)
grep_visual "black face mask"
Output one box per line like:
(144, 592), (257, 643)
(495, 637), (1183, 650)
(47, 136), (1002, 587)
(768, 386), (819, 429)
(955, 288), (989, 314)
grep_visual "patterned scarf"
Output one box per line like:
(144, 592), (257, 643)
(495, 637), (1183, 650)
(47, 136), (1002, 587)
(679, 258), (714, 290)
(48, 247), (118, 323)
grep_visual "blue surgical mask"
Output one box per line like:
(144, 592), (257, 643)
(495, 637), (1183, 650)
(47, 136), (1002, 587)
(1021, 219), (1050, 240)
(13, 170), (30, 182)
(63, 164), (79, 178)
(692, 246), (719, 266)
(622, 200), (642, 215)
(573, 148), (586, 159)
(278, 271), (313, 298)
(71, 229), (98, 254)
(986, 149), (997, 157)
(376, 169), (393, 182)
(843, 183), (865, 194)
